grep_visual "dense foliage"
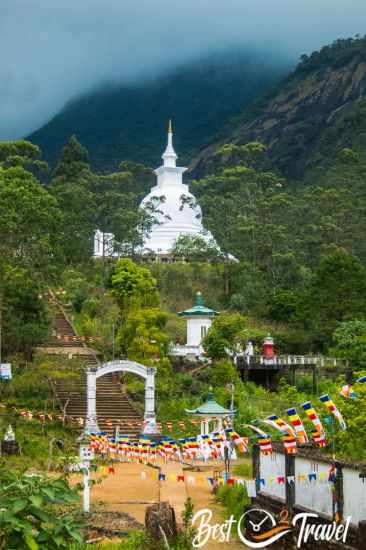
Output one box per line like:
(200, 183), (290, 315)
(0, 472), (83, 549)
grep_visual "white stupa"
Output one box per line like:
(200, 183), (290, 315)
(141, 122), (214, 255)
(93, 122), (215, 258)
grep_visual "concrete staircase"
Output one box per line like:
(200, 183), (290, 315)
(37, 291), (142, 436)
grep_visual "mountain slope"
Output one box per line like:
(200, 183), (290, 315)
(27, 50), (288, 171)
(192, 37), (366, 181)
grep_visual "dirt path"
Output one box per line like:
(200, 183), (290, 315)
(71, 460), (247, 549)
(183, 468), (247, 550)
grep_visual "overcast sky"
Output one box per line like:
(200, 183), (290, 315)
(1, 0), (366, 140)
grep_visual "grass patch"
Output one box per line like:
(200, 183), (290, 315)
(216, 483), (250, 521)
(232, 459), (252, 478)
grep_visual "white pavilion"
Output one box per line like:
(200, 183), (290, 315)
(93, 122), (214, 259)
(171, 292), (218, 360)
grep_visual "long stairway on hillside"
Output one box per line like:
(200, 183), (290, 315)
(36, 291), (142, 435)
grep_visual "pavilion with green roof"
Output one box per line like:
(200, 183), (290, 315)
(175, 292), (218, 356)
(185, 387), (235, 435)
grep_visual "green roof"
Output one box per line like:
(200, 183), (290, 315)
(185, 390), (235, 416)
(178, 292), (218, 317)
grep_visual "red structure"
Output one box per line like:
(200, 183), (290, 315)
(263, 334), (275, 359)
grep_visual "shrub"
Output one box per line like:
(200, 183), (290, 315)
(216, 483), (249, 521)
(0, 471), (83, 549)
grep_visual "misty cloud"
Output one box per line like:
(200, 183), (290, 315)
(1, 0), (366, 139)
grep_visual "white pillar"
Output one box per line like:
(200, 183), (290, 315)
(200, 420), (205, 436)
(85, 369), (99, 433)
(216, 417), (223, 431)
(82, 461), (90, 513)
(143, 368), (160, 435)
(200, 418), (209, 435)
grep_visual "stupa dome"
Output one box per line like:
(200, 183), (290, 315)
(141, 122), (214, 255)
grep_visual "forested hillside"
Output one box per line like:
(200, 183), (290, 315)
(2, 36), (366, 362)
(192, 36), (366, 181)
(27, 50), (287, 171)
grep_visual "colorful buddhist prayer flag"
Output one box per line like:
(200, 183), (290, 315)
(225, 429), (248, 453)
(319, 394), (347, 430)
(281, 434), (297, 454)
(301, 401), (325, 435)
(311, 429), (327, 448)
(245, 424), (269, 437)
(339, 384), (356, 399)
(356, 376), (366, 384)
(261, 415), (295, 437)
(258, 436), (273, 455)
(286, 408), (308, 444)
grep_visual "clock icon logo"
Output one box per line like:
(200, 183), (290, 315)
(242, 508), (276, 536)
(237, 508), (292, 548)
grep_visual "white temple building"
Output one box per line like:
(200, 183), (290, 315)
(140, 121), (214, 256)
(93, 122), (215, 259)
(170, 292), (218, 361)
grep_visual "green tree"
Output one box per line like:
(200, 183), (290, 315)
(117, 307), (169, 363)
(0, 165), (62, 357)
(203, 313), (251, 359)
(1, 267), (49, 357)
(110, 259), (158, 313)
(0, 140), (48, 179)
(331, 320), (366, 368)
(50, 136), (96, 263)
(53, 135), (89, 179)
(170, 234), (221, 261)
(303, 250), (366, 345)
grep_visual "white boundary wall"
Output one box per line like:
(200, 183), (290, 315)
(259, 451), (286, 502)
(294, 457), (333, 516)
(257, 447), (366, 526)
(343, 467), (366, 525)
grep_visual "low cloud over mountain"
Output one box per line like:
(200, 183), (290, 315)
(1, 0), (366, 139)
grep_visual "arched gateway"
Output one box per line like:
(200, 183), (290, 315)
(85, 360), (158, 435)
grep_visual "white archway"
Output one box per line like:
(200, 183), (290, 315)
(85, 360), (158, 435)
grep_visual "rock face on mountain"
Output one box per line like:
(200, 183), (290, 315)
(191, 38), (366, 181)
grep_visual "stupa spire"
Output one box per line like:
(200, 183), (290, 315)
(162, 119), (177, 167)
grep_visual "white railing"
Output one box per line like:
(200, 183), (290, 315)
(170, 344), (204, 356)
(236, 355), (347, 367)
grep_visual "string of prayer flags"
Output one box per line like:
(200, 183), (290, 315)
(245, 424), (269, 437)
(225, 429), (248, 453)
(311, 429), (327, 448)
(286, 408), (309, 444)
(339, 384), (356, 399)
(245, 480), (257, 498)
(262, 415), (296, 437)
(258, 436), (273, 456)
(356, 375), (366, 384)
(301, 401), (325, 435)
(281, 434), (297, 454)
(319, 394), (347, 430)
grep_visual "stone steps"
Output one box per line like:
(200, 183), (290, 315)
(39, 291), (142, 436)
